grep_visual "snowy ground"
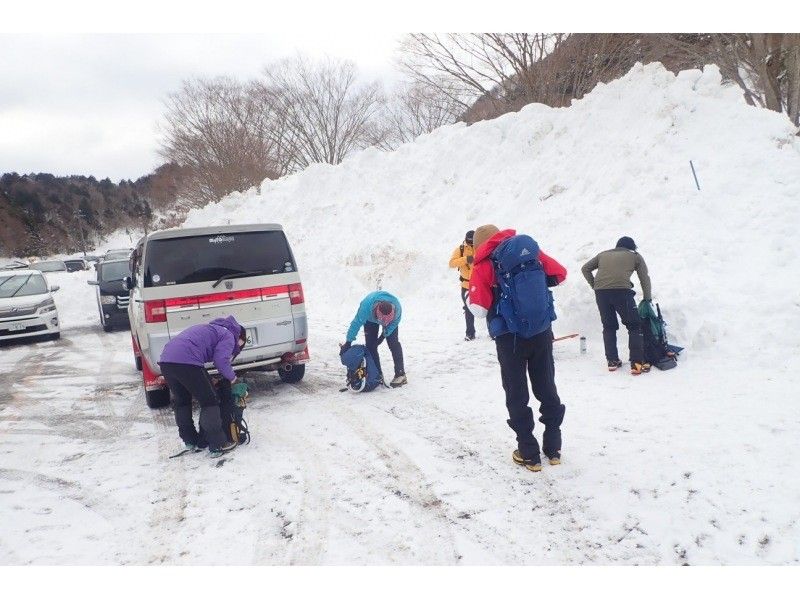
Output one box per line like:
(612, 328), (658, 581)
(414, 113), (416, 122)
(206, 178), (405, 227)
(1, 271), (799, 565)
(2, 63), (800, 565)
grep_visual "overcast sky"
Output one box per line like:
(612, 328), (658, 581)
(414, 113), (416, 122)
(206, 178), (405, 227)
(0, 0), (765, 184)
(0, 33), (401, 181)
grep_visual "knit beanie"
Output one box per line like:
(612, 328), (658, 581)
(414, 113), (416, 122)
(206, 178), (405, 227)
(616, 236), (637, 251)
(473, 224), (500, 250)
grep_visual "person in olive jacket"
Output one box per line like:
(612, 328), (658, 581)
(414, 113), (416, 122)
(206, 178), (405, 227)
(581, 236), (653, 375)
(448, 230), (476, 340)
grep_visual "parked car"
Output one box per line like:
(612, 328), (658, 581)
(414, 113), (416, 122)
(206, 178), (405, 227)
(88, 258), (131, 332)
(0, 270), (60, 342)
(0, 259), (29, 271)
(31, 260), (68, 273)
(127, 224), (309, 408)
(102, 248), (133, 262)
(64, 258), (89, 272)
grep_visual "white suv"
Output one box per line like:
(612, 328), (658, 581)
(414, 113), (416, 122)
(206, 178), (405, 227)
(126, 224), (309, 408)
(0, 269), (61, 343)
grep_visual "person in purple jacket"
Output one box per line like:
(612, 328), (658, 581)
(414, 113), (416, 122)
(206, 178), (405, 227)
(159, 315), (247, 456)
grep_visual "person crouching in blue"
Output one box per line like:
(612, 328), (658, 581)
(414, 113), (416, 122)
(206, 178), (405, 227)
(341, 291), (406, 387)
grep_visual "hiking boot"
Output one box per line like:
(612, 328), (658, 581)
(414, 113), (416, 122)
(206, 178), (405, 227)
(390, 374), (407, 388)
(630, 362), (651, 375)
(209, 441), (237, 457)
(512, 449), (542, 472)
(184, 442), (202, 453)
(465, 334), (476, 341)
(607, 359), (623, 371)
(546, 452), (561, 466)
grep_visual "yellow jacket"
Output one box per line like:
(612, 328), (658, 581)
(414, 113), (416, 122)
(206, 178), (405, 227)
(449, 243), (474, 289)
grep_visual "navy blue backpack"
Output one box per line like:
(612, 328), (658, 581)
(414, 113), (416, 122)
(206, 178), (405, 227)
(340, 344), (382, 392)
(490, 234), (556, 339)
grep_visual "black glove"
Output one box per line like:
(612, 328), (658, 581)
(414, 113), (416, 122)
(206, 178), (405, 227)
(339, 341), (351, 356)
(376, 334), (385, 346)
(466, 256), (473, 265)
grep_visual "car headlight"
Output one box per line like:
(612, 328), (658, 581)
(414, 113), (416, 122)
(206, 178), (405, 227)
(37, 299), (57, 313)
(100, 295), (116, 305)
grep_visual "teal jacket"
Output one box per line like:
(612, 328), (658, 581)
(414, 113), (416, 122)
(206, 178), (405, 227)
(346, 291), (402, 342)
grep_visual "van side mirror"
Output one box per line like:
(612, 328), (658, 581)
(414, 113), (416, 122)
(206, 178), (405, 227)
(87, 280), (99, 286)
(123, 276), (132, 291)
(50, 285), (60, 292)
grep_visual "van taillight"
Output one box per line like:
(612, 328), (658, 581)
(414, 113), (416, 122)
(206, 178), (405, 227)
(288, 283), (304, 305)
(144, 300), (167, 323)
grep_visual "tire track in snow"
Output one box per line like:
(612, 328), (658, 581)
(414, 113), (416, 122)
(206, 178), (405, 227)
(0, 467), (130, 563)
(279, 376), (460, 563)
(141, 403), (192, 564)
(251, 425), (333, 565)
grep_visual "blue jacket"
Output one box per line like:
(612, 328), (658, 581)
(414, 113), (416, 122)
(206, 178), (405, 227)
(346, 291), (402, 342)
(159, 315), (243, 381)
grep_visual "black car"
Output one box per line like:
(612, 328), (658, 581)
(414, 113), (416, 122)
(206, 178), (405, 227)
(64, 258), (88, 272)
(88, 259), (131, 332)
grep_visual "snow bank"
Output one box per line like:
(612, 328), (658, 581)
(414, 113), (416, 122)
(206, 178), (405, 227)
(178, 62), (800, 363)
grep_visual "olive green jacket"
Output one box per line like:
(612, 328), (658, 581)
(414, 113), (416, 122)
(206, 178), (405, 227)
(581, 248), (652, 301)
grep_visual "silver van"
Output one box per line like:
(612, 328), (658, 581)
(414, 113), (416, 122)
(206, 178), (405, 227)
(127, 224), (309, 408)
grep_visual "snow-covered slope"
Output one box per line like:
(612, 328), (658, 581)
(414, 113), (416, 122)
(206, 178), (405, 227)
(182, 62), (800, 365)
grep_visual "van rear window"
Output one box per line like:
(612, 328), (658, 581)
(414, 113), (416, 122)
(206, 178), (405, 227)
(143, 231), (295, 287)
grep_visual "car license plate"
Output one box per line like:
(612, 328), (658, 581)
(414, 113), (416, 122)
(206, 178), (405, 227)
(245, 328), (256, 347)
(9, 323), (26, 331)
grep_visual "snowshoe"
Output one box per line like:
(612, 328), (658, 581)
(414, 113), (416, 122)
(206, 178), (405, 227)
(208, 441), (237, 458)
(169, 443), (203, 458)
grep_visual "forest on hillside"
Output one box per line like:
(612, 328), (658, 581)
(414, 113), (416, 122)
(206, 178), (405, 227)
(0, 165), (185, 257)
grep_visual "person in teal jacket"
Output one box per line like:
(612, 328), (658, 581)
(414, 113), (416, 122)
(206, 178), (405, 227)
(341, 290), (406, 387)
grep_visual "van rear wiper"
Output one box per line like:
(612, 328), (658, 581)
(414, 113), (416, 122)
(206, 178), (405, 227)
(212, 270), (268, 288)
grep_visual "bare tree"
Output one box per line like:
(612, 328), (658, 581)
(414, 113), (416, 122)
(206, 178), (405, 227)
(659, 34), (800, 126)
(399, 34), (649, 122)
(159, 77), (284, 206)
(378, 82), (463, 149)
(262, 55), (386, 169)
(399, 34), (567, 114)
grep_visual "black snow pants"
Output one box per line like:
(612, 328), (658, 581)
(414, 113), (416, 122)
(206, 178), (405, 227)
(461, 287), (476, 338)
(594, 289), (644, 364)
(160, 362), (228, 450)
(495, 328), (566, 461)
(364, 321), (405, 379)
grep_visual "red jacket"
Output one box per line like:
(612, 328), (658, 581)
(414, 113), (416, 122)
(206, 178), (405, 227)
(468, 229), (567, 318)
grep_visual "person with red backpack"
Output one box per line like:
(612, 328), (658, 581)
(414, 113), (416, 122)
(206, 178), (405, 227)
(468, 224), (567, 472)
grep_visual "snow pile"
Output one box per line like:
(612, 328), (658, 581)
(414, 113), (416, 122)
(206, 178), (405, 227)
(180, 62), (800, 364)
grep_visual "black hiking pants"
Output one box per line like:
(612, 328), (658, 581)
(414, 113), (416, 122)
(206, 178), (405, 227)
(461, 287), (476, 338)
(364, 322), (405, 379)
(594, 289), (644, 364)
(495, 328), (566, 462)
(160, 362), (228, 450)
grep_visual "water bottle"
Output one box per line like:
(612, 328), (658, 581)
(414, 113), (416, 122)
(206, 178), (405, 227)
(580, 336), (587, 354)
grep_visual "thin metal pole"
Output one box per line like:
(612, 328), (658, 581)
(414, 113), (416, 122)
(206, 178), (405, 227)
(689, 160), (701, 191)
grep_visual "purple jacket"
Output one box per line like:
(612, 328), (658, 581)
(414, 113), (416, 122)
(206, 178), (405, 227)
(159, 316), (243, 381)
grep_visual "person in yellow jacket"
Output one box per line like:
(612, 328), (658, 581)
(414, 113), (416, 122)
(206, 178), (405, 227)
(449, 230), (476, 340)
